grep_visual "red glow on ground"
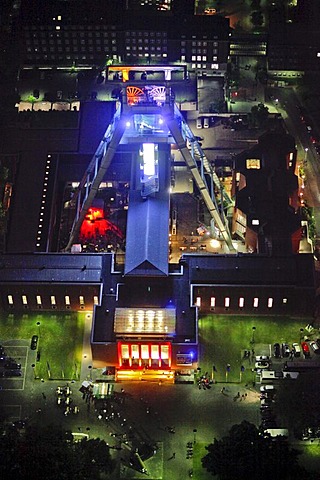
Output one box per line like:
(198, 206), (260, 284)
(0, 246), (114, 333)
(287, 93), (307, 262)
(80, 207), (123, 240)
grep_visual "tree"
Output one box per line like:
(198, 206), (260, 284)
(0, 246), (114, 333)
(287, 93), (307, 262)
(273, 372), (320, 437)
(250, 103), (269, 128)
(202, 420), (309, 480)
(251, 11), (264, 27)
(0, 423), (115, 480)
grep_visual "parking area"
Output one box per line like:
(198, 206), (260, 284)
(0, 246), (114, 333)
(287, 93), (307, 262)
(0, 342), (28, 391)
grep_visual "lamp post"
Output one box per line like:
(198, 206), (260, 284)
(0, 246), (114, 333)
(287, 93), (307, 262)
(31, 363), (36, 379)
(88, 365), (92, 381)
(304, 147), (308, 166)
(193, 428), (197, 444)
(300, 328), (304, 342)
(251, 326), (256, 345)
(36, 321), (41, 343)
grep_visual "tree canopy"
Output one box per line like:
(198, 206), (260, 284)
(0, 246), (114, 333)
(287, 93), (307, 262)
(202, 420), (309, 480)
(0, 423), (115, 480)
(273, 372), (320, 437)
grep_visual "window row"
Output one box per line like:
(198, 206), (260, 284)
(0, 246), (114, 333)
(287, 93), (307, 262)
(26, 25), (117, 32)
(27, 46), (114, 53)
(7, 295), (99, 307)
(126, 31), (167, 37)
(195, 296), (288, 308)
(27, 38), (116, 45)
(191, 63), (219, 70)
(125, 38), (167, 44)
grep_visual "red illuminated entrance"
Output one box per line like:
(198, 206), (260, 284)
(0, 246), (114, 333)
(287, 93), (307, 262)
(117, 341), (172, 370)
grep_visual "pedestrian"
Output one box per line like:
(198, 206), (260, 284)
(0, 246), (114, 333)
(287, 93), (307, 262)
(172, 452), (176, 459)
(42, 392), (46, 400)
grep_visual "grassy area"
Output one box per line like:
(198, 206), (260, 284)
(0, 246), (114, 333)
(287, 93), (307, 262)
(198, 315), (311, 384)
(192, 442), (218, 480)
(298, 443), (320, 474)
(0, 311), (85, 380)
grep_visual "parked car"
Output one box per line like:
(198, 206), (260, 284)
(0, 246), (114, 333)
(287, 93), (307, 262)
(5, 362), (21, 370)
(4, 369), (22, 377)
(30, 335), (38, 350)
(255, 355), (270, 362)
(255, 361), (270, 370)
(196, 117), (202, 129)
(301, 341), (310, 358)
(260, 385), (275, 393)
(281, 343), (290, 357)
(310, 341), (320, 354)
(273, 343), (281, 358)
(203, 117), (210, 128)
(292, 343), (301, 357)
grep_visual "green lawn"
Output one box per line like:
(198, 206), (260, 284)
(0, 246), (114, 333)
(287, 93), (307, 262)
(0, 311), (85, 380)
(198, 315), (311, 384)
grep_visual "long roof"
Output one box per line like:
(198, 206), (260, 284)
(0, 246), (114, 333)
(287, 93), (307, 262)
(124, 190), (169, 276)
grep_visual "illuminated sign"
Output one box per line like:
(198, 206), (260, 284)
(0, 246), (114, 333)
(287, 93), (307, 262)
(176, 353), (193, 366)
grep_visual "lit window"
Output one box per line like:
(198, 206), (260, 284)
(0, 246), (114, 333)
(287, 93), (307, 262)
(268, 298), (273, 308)
(93, 296), (99, 305)
(131, 344), (139, 359)
(246, 158), (261, 169)
(36, 295), (42, 305)
(239, 297), (244, 308)
(51, 295), (56, 305)
(191, 56), (196, 61)
(121, 344), (129, 359)
(8, 295), (14, 305)
(225, 297), (230, 308)
(196, 297), (201, 307)
(252, 219), (259, 225)
(253, 297), (259, 308)
(161, 345), (169, 359)
(210, 297), (216, 308)
(65, 295), (70, 306)
(151, 345), (159, 359)
(79, 295), (84, 305)
(282, 298), (288, 304)
(141, 344), (149, 359)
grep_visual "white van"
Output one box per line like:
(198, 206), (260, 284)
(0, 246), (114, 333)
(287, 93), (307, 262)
(261, 371), (282, 382)
(203, 117), (209, 128)
(196, 117), (202, 129)
(260, 385), (275, 392)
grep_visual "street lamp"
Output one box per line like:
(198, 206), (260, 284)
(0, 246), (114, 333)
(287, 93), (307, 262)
(300, 328), (304, 342)
(251, 326), (256, 344)
(88, 365), (92, 381)
(304, 148), (308, 166)
(193, 429), (197, 444)
(31, 363), (36, 379)
(36, 321), (41, 340)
